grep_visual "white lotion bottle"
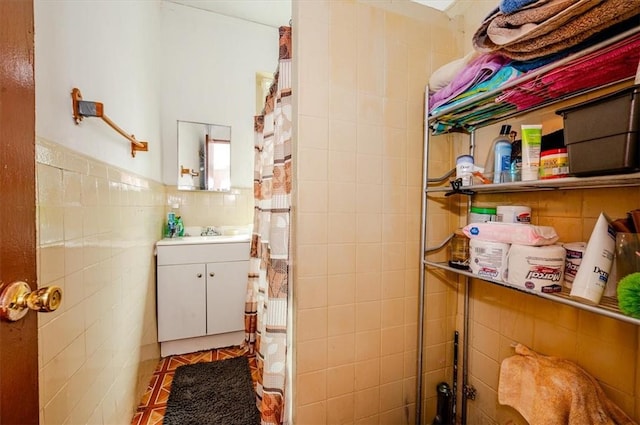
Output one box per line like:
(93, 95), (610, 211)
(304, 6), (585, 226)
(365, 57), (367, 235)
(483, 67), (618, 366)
(570, 212), (615, 304)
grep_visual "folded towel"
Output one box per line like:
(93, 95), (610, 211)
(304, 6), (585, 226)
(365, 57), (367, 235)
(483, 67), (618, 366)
(429, 54), (509, 110)
(430, 100), (516, 135)
(499, 344), (636, 425)
(498, 31), (640, 110)
(473, 0), (640, 61)
(487, 0), (586, 46)
(428, 51), (480, 94)
(430, 65), (521, 114)
(511, 14), (640, 72)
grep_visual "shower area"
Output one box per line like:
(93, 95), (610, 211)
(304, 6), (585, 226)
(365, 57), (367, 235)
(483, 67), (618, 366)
(292, 1), (640, 425)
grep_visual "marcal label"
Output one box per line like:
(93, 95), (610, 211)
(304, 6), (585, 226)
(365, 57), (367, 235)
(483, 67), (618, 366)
(565, 261), (579, 274)
(478, 267), (500, 279)
(526, 266), (562, 282)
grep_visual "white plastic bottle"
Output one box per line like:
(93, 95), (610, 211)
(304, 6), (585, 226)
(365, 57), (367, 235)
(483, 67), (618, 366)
(570, 213), (615, 304)
(493, 139), (512, 183)
(484, 124), (512, 183)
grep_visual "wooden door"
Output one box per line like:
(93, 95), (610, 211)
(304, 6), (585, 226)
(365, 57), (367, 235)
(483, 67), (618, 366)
(0, 0), (39, 424)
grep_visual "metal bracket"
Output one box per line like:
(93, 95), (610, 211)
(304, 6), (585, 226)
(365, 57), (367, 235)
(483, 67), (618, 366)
(445, 178), (476, 197)
(463, 384), (477, 400)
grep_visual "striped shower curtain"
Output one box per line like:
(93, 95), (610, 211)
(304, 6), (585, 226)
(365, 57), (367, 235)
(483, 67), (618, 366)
(244, 26), (292, 425)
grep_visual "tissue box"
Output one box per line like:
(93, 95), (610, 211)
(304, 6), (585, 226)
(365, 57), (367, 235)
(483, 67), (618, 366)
(556, 84), (640, 176)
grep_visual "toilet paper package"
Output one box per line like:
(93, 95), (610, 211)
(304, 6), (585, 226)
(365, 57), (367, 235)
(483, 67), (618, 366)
(463, 222), (559, 246)
(469, 239), (510, 281)
(562, 242), (587, 289)
(507, 244), (566, 293)
(496, 205), (531, 224)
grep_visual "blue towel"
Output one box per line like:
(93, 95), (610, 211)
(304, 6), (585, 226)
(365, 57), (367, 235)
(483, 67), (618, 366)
(512, 52), (568, 72)
(500, 0), (539, 14)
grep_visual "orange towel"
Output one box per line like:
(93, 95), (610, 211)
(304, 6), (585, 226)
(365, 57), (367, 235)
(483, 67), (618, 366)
(499, 344), (636, 425)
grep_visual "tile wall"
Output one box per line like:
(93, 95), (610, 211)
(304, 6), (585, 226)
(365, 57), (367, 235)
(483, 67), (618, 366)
(164, 186), (254, 231)
(35, 138), (256, 424)
(293, 0), (640, 422)
(36, 138), (165, 424)
(293, 1), (457, 423)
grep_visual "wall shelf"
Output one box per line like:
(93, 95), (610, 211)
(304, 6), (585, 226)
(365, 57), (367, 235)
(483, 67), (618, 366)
(424, 260), (638, 326)
(428, 27), (640, 133)
(427, 172), (640, 194)
(418, 24), (640, 425)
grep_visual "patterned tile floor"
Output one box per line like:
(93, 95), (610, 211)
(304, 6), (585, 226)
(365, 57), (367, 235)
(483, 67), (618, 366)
(131, 346), (258, 425)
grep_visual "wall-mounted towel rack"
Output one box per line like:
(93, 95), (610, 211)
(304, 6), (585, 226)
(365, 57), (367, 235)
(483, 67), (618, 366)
(71, 88), (149, 157)
(180, 165), (199, 177)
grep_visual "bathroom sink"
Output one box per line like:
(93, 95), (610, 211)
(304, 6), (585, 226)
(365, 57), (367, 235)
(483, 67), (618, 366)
(156, 234), (251, 246)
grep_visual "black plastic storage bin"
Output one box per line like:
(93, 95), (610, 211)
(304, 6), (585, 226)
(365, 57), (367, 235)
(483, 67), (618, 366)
(556, 84), (640, 176)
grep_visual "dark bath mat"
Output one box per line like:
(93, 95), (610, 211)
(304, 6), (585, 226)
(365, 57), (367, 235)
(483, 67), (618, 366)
(163, 356), (260, 425)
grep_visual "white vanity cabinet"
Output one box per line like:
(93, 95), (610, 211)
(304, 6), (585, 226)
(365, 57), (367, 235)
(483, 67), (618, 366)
(205, 260), (249, 335)
(157, 263), (207, 341)
(156, 237), (250, 357)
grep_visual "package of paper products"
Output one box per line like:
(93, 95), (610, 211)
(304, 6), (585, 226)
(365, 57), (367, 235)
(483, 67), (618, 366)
(462, 222), (559, 246)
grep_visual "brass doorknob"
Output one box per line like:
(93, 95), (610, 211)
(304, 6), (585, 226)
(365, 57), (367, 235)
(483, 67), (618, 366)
(0, 281), (62, 322)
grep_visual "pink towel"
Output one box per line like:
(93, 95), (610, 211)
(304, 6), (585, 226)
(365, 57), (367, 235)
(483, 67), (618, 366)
(498, 32), (640, 110)
(429, 54), (509, 110)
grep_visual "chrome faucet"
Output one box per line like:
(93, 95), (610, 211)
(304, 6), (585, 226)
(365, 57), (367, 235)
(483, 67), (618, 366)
(200, 226), (221, 236)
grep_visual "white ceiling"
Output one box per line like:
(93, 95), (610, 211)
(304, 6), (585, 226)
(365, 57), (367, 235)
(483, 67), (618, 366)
(165, 1), (455, 28)
(410, 0), (456, 11)
(164, 0), (292, 28)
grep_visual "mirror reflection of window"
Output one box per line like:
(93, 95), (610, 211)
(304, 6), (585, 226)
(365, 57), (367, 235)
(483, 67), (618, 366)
(177, 120), (231, 191)
(206, 130), (231, 191)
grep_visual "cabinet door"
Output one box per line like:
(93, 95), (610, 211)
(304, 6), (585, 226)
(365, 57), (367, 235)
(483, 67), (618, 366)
(157, 264), (207, 342)
(206, 260), (249, 335)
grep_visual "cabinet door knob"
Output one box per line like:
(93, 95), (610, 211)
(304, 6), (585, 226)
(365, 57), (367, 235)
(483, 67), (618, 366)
(209, 272), (215, 277)
(197, 273), (203, 278)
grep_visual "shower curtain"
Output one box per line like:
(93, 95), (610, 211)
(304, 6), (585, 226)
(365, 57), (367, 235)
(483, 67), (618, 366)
(244, 26), (292, 425)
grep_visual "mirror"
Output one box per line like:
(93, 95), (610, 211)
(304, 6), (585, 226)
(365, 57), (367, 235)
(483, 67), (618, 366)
(178, 120), (231, 191)
(164, 1), (287, 191)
